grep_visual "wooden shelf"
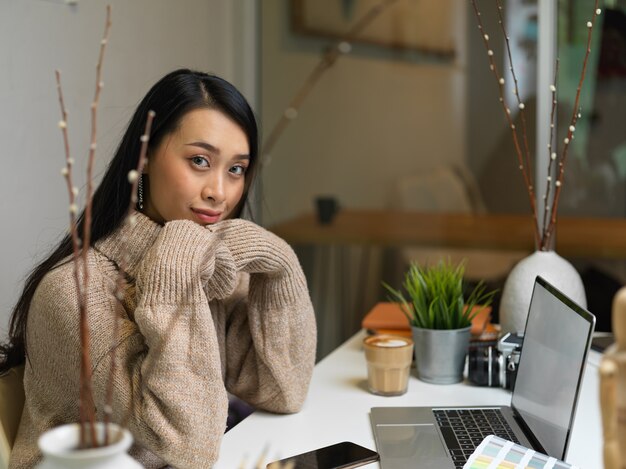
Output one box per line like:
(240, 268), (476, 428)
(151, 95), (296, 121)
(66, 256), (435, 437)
(269, 210), (626, 259)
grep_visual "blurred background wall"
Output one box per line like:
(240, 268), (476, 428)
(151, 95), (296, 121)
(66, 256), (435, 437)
(260, 0), (469, 226)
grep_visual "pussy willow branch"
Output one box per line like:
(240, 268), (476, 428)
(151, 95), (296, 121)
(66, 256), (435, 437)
(541, 59), (560, 239)
(260, 0), (400, 162)
(103, 110), (155, 444)
(495, 0), (533, 187)
(55, 70), (82, 300)
(82, 4), (111, 260)
(76, 5), (112, 448)
(544, 0), (600, 246)
(55, 5), (112, 448)
(54, 70), (97, 446)
(471, 0), (600, 251)
(469, 0), (540, 247)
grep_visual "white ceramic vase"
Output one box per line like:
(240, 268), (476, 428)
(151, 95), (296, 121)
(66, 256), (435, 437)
(36, 423), (143, 469)
(499, 250), (587, 334)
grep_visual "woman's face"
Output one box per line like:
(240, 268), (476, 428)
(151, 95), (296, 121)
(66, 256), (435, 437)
(143, 108), (250, 225)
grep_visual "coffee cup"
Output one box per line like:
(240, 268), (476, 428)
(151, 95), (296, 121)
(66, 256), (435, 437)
(314, 196), (338, 225)
(363, 335), (414, 396)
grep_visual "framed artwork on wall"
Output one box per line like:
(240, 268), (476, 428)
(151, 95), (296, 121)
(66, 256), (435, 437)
(291, 0), (457, 59)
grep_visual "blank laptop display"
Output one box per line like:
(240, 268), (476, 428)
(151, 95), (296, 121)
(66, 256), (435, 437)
(370, 276), (596, 469)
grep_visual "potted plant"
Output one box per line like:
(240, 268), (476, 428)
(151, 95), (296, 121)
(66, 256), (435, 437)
(383, 260), (497, 384)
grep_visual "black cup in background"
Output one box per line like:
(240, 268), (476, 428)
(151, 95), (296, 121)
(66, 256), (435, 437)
(315, 196), (338, 225)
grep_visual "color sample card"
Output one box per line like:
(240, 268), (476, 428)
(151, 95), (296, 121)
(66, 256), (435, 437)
(463, 435), (579, 469)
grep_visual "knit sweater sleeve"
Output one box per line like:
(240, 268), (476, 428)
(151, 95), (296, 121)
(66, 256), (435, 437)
(208, 219), (317, 413)
(92, 220), (231, 468)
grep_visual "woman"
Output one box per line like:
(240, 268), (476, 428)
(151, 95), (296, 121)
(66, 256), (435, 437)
(2, 69), (317, 468)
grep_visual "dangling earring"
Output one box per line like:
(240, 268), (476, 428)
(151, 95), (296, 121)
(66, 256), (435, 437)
(138, 174), (144, 211)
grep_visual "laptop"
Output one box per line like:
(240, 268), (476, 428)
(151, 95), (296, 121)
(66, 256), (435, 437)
(370, 276), (596, 469)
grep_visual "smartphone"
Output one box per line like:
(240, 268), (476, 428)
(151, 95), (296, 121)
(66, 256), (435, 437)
(266, 441), (379, 469)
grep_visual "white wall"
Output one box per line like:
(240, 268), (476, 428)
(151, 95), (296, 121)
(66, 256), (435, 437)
(0, 0), (257, 330)
(260, 0), (468, 226)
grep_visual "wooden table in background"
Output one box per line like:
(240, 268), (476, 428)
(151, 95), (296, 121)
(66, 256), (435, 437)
(269, 209), (626, 259)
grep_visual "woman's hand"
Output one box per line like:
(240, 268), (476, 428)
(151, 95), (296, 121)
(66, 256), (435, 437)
(208, 219), (298, 276)
(137, 219), (236, 303)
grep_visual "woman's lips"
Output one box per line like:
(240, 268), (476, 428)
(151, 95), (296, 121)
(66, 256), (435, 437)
(191, 208), (222, 224)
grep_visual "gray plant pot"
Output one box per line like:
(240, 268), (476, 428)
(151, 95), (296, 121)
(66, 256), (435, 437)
(411, 325), (471, 384)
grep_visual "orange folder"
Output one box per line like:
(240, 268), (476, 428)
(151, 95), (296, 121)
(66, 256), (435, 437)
(361, 302), (495, 339)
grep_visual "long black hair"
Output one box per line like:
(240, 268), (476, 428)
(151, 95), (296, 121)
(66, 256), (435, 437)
(0, 69), (259, 373)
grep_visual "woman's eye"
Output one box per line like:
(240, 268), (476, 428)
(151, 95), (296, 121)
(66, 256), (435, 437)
(229, 165), (246, 176)
(190, 156), (209, 168)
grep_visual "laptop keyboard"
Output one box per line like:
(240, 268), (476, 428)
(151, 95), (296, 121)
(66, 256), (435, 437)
(433, 409), (521, 468)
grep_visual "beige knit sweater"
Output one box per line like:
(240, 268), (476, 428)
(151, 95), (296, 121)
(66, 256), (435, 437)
(10, 213), (316, 468)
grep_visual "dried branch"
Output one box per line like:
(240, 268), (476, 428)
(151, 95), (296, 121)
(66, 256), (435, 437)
(495, 0), (533, 190)
(544, 1), (601, 246)
(260, 0), (400, 162)
(103, 110), (155, 444)
(54, 69), (97, 447)
(470, 0), (601, 251)
(55, 5), (112, 448)
(54, 70), (83, 304)
(541, 59), (560, 242)
(76, 4), (112, 448)
(82, 4), (111, 257)
(469, 0), (540, 247)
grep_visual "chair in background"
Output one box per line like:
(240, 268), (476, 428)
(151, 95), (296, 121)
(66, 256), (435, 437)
(0, 365), (25, 468)
(393, 163), (481, 214)
(386, 164), (528, 318)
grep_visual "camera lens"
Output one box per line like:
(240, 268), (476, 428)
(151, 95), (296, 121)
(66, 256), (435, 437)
(468, 342), (500, 387)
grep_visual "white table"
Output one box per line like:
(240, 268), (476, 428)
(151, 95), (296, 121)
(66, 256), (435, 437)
(215, 331), (603, 469)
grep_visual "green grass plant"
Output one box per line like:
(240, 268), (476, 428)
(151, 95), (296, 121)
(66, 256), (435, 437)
(383, 260), (497, 330)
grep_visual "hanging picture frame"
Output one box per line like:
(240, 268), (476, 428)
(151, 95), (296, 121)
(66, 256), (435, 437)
(291, 0), (457, 59)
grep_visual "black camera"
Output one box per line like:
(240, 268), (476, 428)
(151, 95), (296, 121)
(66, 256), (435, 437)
(468, 332), (524, 390)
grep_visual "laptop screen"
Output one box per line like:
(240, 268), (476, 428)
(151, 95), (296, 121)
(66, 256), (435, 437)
(510, 276), (595, 460)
